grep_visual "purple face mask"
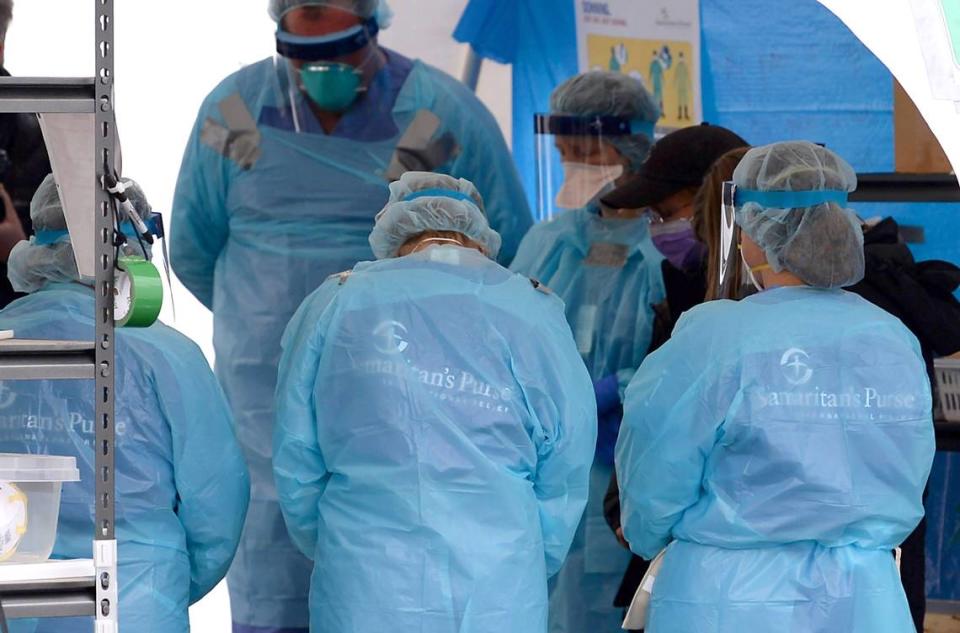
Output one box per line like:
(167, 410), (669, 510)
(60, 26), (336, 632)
(649, 217), (706, 270)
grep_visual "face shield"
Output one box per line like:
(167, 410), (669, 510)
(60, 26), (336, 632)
(271, 5), (381, 131)
(534, 114), (652, 222)
(718, 181), (742, 300)
(717, 183), (853, 297)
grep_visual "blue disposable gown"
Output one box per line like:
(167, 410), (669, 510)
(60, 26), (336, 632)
(617, 287), (936, 633)
(0, 284), (249, 633)
(171, 50), (531, 632)
(510, 207), (665, 632)
(274, 246), (596, 633)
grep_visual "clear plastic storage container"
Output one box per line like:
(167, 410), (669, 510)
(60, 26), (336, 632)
(935, 358), (960, 423)
(0, 454), (80, 562)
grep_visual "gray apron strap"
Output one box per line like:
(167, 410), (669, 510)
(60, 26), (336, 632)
(385, 109), (461, 181)
(200, 93), (263, 170)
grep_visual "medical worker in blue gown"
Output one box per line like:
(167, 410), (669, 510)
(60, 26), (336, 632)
(274, 172), (596, 633)
(0, 174), (250, 633)
(171, 2), (532, 631)
(617, 141), (936, 633)
(510, 70), (664, 633)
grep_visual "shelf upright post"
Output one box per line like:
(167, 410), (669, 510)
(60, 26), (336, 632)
(93, 0), (118, 630)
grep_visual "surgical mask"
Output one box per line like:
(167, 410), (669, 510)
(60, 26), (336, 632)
(300, 62), (364, 112)
(649, 218), (706, 271)
(555, 162), (624, 210)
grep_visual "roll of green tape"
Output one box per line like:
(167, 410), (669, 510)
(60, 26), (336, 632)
(114, 257), (163, 328)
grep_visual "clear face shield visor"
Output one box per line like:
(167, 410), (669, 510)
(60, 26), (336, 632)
(718, 180), (743, 300)
(271, 6), (380, 132)
(534, 114), (650, 222)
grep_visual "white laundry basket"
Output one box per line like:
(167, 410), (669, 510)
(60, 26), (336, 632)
(0, 454), (80, 562)
(934, 358), (960, 423)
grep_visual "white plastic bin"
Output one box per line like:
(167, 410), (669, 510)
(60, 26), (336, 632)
(935, 358), (960, 423)
(0, 454), (79, 563)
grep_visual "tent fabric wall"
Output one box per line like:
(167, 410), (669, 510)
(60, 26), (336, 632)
(454, 0), (577, 216)
(455, 0), (960, 602)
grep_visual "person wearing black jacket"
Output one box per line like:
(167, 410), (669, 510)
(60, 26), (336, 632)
(597, 124), (748, 628)
(847, 216), (960, 633)
(0, 0), (52, 307)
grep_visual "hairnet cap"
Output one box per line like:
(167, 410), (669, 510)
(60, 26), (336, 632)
(550, 71), (660, 169)
(9, 173), (153, 294)
(30, 173), (152, 231)
(733, 141), (864, 288)
(369, 172), (502, 260)
(602, 123), (748, 210)
(268, 0), (392, 26)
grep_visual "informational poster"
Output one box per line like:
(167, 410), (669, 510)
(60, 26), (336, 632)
(575, 0), (702, 130)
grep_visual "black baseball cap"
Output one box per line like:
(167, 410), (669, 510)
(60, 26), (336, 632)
(601, 123), (748, 210)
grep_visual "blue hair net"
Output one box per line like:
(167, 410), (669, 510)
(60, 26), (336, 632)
(550, 71), (660, 169)
(269, 0), (393, 28)
(369, 172), (502, 260)
(734, 141), (864, 289)
(8, 173), (153, 293)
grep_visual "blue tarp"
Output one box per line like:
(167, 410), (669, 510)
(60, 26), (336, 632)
(455, 0), (960, 602)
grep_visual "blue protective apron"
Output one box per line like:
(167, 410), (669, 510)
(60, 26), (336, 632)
(217, 63), (451, 633)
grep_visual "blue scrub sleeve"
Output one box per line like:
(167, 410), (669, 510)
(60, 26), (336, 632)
(615, 313), (730, 559)
(274, 279), (342, 557)
(170, 98), (232, 310)
(156, 337), (251, 603)
(516, 304), (597, 576)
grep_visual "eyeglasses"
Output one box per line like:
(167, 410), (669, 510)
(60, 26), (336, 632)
(648, 199), (694, 222)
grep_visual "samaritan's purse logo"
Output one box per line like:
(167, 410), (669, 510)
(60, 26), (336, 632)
(373, 321), (409, 355)
(780, 348), (813, 386)
(0, 384), (16, 410)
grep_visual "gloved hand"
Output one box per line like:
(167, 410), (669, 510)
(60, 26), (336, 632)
(595, 404), (623, 466)
(594, 374), (621, 416)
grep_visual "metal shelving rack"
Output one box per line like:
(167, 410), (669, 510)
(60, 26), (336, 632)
(0, 1), (118, 629)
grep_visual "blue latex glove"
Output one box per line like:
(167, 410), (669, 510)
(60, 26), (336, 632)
(594, 374), (621, 416)
(596, 404), (623, 466)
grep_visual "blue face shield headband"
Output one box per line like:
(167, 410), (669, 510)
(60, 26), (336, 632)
(402, 188), (479, 207)
(534, 114), (655, 140)
(730, 186), (850, 209)
(276, 16), (379, 61)
(717, 182), (851, 298)
(34, 212), (164, 247)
